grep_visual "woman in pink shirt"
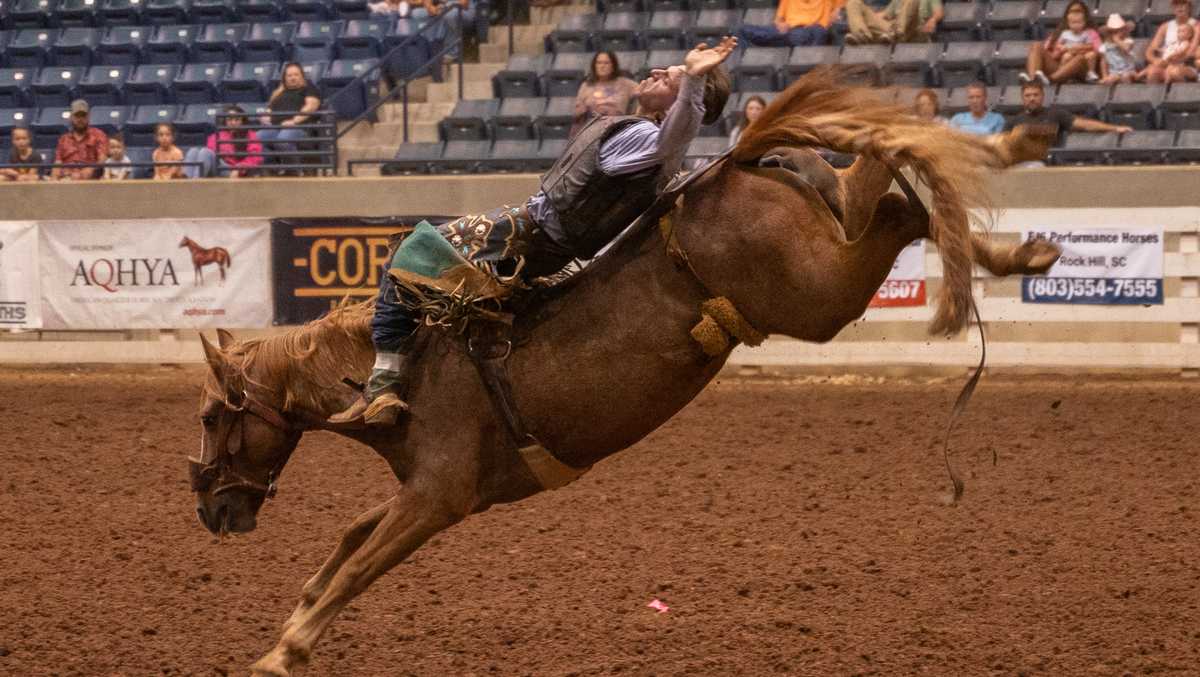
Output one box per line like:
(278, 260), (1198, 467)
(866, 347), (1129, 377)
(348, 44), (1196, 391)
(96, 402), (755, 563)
(183, 104), (264, 179)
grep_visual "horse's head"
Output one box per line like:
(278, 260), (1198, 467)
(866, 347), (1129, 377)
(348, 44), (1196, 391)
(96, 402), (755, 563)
(179, 237), (190, 248)
(190, 329), (302, 536)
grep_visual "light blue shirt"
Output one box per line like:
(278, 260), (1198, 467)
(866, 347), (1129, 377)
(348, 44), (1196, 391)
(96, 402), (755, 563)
(949, 110), (1005, 136)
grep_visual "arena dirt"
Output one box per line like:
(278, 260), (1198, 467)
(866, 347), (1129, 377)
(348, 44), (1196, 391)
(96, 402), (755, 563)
(0, 367), (1197, 676)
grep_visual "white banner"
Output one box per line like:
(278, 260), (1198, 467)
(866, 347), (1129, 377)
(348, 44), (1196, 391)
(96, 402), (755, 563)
(870, 239), (926, 308)
(0, 222), (43, 329)
(1021, 229), (1164, 305)
(39, 219), (272, 329)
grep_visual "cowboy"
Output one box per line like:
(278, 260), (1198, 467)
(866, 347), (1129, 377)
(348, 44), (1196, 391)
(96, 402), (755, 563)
(332, 37), (736, 426)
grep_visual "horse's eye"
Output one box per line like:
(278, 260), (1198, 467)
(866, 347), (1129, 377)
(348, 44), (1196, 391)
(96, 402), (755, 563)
(201, 414), (218, 427)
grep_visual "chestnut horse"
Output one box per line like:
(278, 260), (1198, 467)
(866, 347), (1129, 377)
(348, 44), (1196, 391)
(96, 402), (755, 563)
(179, 236), (232, 285)
(188, 71), (1060, 676)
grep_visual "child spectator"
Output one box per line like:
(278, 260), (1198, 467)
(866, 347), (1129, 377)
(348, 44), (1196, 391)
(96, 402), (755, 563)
(103, 133), (133, 180)
(152, 123), (184, 180)
(1, 127), (43, 182)
(1023, 1), (1102, 85)
(184, 104), (264, 178)
(1100, 14), (1144, 84)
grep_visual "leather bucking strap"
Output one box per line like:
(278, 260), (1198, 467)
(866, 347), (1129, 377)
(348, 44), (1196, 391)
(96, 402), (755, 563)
(466, 319), (590, 490)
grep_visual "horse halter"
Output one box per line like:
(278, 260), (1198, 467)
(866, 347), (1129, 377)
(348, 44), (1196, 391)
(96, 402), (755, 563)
(187, 389), (295, 500)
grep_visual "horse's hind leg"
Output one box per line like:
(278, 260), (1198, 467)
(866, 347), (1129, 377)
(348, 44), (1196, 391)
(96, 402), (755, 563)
(971, 232), (1061, 276)
(251, 484), (470, 677)
(281, 498), (394, 632)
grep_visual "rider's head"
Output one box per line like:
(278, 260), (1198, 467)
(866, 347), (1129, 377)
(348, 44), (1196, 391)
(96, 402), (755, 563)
(636, 65), (731, 126)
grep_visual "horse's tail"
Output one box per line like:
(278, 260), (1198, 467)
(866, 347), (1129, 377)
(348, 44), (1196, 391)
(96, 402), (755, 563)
(732, 68), (1044, 335)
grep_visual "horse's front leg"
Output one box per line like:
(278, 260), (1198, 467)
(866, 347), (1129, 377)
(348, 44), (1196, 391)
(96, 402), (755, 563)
(281, 498), (394, 633)
(970, 232), (1061, 277)
(251, 484), (471, 677)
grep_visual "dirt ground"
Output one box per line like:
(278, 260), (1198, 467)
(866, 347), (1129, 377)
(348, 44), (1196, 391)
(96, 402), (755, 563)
(0, 367), (1197, 677)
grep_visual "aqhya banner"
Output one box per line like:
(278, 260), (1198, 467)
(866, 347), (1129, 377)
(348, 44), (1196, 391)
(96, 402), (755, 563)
(39, 219), (272, 329)
(1021, 229), (1164, 305)
(0, 222), (43, 329)
(271, 217), (454, 325)
(869, 240), (926, 307)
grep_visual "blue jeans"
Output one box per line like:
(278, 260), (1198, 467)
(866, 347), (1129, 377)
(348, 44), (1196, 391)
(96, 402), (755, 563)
(183, 147), (233, 178)
(739, 23), (829, 47)
(257, 127), (308, 166)
(411, 5), (476, 57)
(371, 272), (419, 352)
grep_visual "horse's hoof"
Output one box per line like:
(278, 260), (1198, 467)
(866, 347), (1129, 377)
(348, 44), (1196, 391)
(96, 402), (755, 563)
(1016, 239), (1062, 275)
(250, 654), (291, 677)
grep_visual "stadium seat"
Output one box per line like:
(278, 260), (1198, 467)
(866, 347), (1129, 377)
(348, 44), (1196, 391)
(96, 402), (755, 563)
(55, 0), (101, 27)
(32, 107), (73, 148)
(336, 18), (392, 59)
(32, 66), (85, 107)
(296, 19), (346, 43)
(190, 0), (239, 23)
(333, 0), (371, 20)
(52, 27), (102, 66)
(124, 145), (154, 178)
(236, 0), (283, 22)
(1054, 83), (1108, 118)
(1110, 129), (1174, 164)
(994, 83), (1053, 115)
(839, 44), (890, 85)
(432, 139), (489, 174)
(889, 42), (941, 87)
(300, 60), (328, 82)
(642, 11), (688, 50)
(533, 136), (567, 170)
(943, 84), (1002, 115)
(490, 97), (545, 140)
(144, 24), (201, 64)
(125, 63), (181, 104)
(1104, 83), (1165, 130)
(99, 0), (143, 26)
(78, 64), (133, 105)
(782, 45), (839, 85)
(0, 31), (11, 55)
(643, 48), (686, 78)
(87, 104), (131, 134)
(734, 46), (787, 92)
(96, 25), (149, 66)
(1159, 82), (1200, 130)
(993, 40), (1037, 85)
(124, 103), (179, 146)
(143, 0), (192, 25)
(1093, 0), (1147, 26)
(321, 57), (379, 118)
(594, 12), (648, 52)
(176, 102), (222, 145)
(939, 1), (984, 42)
(221, 61), (279, 101)
(613, 49), (647, 79)
(6, 29), (60, 68)
(439, 98), (499, 141)
(284, 0), (334, 22)
(380, 19), (434, 80)
(191, 22), (249, 63)
(381, 141), (442, 175)
(1038, 0), (1072, 34)
(535, 96), (575, 139)
(545, 14), (600, 53)
(492, 54), (548, 98)
(293, 40), (337, 64)
(1050, 131), (1118, 165)
(239, 22), (298, 63)
(689, 8), (741, 45)
(543, 52), (591, 97)
(6, 0), (57, 29)
(0, 68), (36, 107)
(939, 42), (996, 88)
(174, 62), (228, 103)
(985, 1), (1038, 41)
(600, 0), (642, 12)
(480, 139), (540, 173)
(1169, 129), (1200, 163)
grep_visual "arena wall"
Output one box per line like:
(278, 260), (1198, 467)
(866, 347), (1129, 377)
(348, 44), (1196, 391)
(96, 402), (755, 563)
(2, 166), (1198, 373)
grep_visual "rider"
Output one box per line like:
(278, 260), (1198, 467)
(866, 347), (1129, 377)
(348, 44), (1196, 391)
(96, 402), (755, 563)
(331, 37), (736, 426)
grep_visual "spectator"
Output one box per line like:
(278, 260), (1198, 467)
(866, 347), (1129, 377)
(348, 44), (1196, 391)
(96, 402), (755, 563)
(184, 104), (264, 179)
(52, 99), (108, 181)
(728, 95), (767, 147)
(912, 88), (945, 122)
(570, 51), (638, 138)
(1, 127), (43, 182)
(1022, 1), (1101, 85)
(843, 0), (944, 45)
(413, 0), (476, 57)
(1099, 14), (1146, 84)
(369, 0), (411, 15)
(152, 122), (184, 180)
(949, 82), (1005, 135)
(1004, 80), (1131, 147)
(739, 0), (839, 47)
(259, 63), (322, 174)
(1145, 0), (1198, 83)
(103, 133), (132, 180)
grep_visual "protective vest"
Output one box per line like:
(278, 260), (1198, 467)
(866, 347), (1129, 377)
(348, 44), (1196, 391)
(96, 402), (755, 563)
(539, 115), (666, 260)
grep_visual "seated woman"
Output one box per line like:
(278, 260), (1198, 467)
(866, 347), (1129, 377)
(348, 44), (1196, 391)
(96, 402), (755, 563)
(184, 105), (264, 179)
(570, 51), (638, 138)
(1144, 0), (1199, 83)
(1023, 1), (1101, 85)
(258, 63), (322, 173)
(728, 95), (766, 147)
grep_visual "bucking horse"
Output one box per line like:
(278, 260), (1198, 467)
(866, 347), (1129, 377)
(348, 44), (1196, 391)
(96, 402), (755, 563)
(187, 71), (1062, 676)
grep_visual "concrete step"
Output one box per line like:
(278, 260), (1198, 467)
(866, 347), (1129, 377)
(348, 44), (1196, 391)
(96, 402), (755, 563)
(483, 23), (557, 59)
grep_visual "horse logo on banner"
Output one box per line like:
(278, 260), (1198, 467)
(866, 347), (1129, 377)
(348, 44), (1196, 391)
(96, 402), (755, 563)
(179, 236), (232, 286)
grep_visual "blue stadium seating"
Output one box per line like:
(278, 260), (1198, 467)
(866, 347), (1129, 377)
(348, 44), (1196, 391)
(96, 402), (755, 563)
(7, 29), (59, 68)
(839, 44), (890, 86)
(174, 62), (228, 102)
(6, 0), (56, 29)
(144, 24), (200, 64)
(1160, 82), (1200, 130)
(239, 22), (297, 63)
(0, 68), (36, 107)
(783, 46), (839, 85)
(337, 18), (391, 59)
(994, 39), (1037, 84)
(1051, 131), (1119, 165)
(55, 0), (101, 27)
(285, 0), (334, 22)
(143, 0), (192, 26)
(1170, 129), (1200, 162)
(382, 140), (442, 175)
(690, 8), (740, 45)
(125, 103), (179, 145)
(535, 96), (574, 139)
(32, 66), (85, 107)
(190, 0), (239, 24)
(1104, 83), (1166, 130)
(88, 104), (132, 134)
(300, 59), (328, 83)
(1054, 83), (1107, 118)
(940, 42), (995, 87)
(236, 0), (284, 22)
(546, 14), (600, 53)
(434, 139), (490, 173)
(1111, 129), (1175, 164)
(320, 57), (377, 118)
(491, 97), (544, 140)
(643, 11), (688, 50)
(32, 106), (72, 147)
(192, 22), (249, 62)
(78, 64), (134, 104)
(479, 139), (539, 173)
(986, 1), (1038, 41)
(96, 25), (151, 65)
(493, 54), (547, 98)
(333, 0), (370, 20)
(734, 46), (786, 92)
(99, 0), (144, 26)
(52, 27), (102, 66)
(125, 63), (181, 104)
(543, 51), (590, 97)
(614, 49), (646, 78)
(890, 42), (941, 87)
(595, 12), (648, 52)
(220, 61), (280, 101)
(176, 101), (222, 145)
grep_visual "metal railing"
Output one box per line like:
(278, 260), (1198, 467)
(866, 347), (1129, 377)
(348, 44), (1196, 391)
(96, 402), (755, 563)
(215, 110), (339, 175)
(0, 161), (204, 179)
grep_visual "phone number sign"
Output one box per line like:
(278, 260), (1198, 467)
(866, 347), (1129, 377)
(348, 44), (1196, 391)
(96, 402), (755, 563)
(1021, 229), (1163, 305)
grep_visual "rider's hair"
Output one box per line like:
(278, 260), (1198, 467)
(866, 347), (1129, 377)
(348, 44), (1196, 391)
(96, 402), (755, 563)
(701, 66), (732, 126)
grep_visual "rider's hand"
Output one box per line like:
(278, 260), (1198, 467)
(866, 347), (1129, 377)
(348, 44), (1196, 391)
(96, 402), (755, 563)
(684, 36), (737, 77)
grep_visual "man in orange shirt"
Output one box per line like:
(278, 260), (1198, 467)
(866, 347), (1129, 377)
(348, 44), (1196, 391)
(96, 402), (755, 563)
(739, 0), (841, 46)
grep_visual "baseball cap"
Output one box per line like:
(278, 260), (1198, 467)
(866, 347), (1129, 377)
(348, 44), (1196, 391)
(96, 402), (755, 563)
(69, 99), (90, 115)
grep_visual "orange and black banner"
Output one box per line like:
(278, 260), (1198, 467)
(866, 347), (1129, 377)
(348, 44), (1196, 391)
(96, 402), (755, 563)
(270, 216), (454, 325)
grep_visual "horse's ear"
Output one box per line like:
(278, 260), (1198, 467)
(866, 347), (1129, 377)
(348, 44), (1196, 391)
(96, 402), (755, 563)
(216, 328), (236, 349)
(199, 333), (226, 373)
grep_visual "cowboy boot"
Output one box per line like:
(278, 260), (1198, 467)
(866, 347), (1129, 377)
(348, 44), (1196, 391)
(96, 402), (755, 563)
(329, 354), (411, 426)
